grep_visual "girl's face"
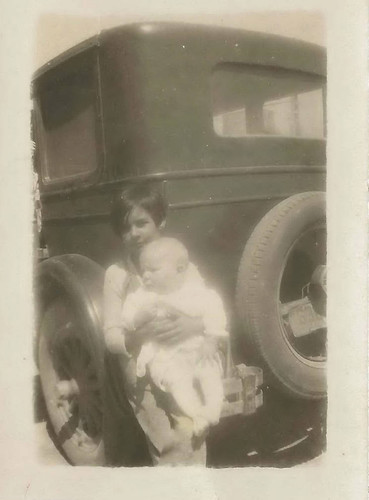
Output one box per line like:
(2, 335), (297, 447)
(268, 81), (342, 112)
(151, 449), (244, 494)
(122, 205), (162, 253)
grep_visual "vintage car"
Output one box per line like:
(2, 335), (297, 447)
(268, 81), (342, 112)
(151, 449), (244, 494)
(32, 22), (327, 467)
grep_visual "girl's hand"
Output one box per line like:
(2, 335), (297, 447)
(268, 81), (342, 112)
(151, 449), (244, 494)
(148, 305), (204, 345)
(134, 302), (158, 329)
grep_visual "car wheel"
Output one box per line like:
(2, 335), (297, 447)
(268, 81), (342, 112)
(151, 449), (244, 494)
(236, 192), (326, 399)
(38, 295), (106, 465)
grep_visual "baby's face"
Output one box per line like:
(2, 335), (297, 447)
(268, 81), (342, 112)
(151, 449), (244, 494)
(140, 252), (183, 294)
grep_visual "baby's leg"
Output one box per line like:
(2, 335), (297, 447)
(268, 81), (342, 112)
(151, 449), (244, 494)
(165, 369), (201, 420)
(197, 361), (224, 426)
(164, 367), (209, 437)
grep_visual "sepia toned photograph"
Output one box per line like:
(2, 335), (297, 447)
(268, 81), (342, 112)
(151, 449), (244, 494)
(32, 12), (327, 468)
(0, 0), (368, 498)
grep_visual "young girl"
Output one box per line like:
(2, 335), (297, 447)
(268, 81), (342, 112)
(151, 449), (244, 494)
(103, 184), (209, 465)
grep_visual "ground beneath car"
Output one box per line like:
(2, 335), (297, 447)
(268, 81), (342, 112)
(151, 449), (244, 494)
(35, 421), (68, 465)
(34, 375), (325, 467)
(35, 419), (323, 467)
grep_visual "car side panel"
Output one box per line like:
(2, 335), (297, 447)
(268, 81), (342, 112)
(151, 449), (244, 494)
(41, 169), (325, 301)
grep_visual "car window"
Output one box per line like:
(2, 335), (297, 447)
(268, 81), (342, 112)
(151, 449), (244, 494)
(35, 50), (100, 184)
(212, 63), (326, 139)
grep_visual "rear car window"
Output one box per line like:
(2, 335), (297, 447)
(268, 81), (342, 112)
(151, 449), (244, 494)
(35, 51), (100, 183)
(212, 63), (326, 139)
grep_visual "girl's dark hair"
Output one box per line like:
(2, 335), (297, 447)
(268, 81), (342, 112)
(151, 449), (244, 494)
(110, 184), (168, 236)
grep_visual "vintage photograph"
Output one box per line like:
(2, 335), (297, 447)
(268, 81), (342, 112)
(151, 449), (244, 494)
(32, 13), (327, 468)
(1, 0), (368, 498)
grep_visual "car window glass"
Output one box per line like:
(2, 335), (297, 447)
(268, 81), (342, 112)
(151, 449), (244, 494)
(212, 63), (326, 139)
(36, 51), (99, 183)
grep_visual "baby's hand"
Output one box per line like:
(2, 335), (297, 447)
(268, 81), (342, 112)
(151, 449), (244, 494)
(200, 337), (219, 360)
(155, 300), (172, 319)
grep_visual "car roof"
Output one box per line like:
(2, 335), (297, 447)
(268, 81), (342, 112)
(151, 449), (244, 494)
(33, 22), (326, 80)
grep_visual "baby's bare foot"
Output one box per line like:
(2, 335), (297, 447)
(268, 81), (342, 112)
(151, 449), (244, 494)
(193, 416), (209, 437)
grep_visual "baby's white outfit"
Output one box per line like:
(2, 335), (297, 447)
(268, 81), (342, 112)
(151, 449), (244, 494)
(121, 268), (228, 427)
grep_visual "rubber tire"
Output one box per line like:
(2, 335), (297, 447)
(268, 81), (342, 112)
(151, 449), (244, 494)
(236, 192), (326, 400)
(36, 255), (149, 466)
(38, 294), (106, 465)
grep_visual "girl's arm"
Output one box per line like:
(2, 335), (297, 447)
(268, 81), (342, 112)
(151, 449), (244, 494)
(142, 307), (205, 345)
(121, 293), (157, 352)
(104, 268), (156, 354)
(148, 288), (228, 347)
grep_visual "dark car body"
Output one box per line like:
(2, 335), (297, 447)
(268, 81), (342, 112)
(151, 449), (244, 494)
(33, 22), (326, 466)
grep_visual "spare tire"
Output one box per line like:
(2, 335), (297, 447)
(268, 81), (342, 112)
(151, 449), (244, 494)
(236, 192), (326, 400)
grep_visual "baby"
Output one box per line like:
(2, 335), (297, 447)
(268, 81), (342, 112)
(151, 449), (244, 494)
(121, 237), (228, 437)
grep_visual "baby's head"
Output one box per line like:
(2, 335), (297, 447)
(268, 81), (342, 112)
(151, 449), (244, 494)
(139, 237), (189, 294)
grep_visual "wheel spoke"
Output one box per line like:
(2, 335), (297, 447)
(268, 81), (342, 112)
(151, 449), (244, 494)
(67, 396), (79, 417)
(86, 393), (103, 413)
(57, 338), (89, 378)
(61, 339), (77, 362)
(68, 338), (83, 367)
(56, 344), (75, 373)
(56, 407), (80, 445)
(84, 411), (101, 437)
(72, 340), (95, 377)
(79, 399), (102, 437)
